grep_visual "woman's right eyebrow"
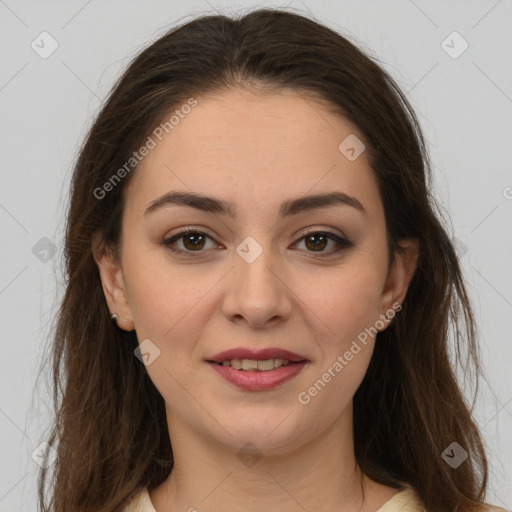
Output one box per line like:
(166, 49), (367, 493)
(143, 190), (368, 219)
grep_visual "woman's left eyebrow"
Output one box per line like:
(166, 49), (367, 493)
(143, 190), (368, 219)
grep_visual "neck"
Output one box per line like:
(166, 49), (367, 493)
(150, 403), (386, 512)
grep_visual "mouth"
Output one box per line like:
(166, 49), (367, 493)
(205, 348), (309, 391)
(206, 347), (308, 366)
(207, 358), (306, 372)
(206, 359), (308, 391)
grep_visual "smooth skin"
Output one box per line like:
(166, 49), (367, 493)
(93, 87), (419, 512)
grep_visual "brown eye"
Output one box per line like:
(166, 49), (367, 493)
(182, 232), (206, 250)
(162, 229), (215, 253)
(295, 231), (353, 256)
(162, 228), (352, 257)
(304, 233), (329, 252)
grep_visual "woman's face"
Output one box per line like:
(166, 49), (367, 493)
(96, 88), (417, 454)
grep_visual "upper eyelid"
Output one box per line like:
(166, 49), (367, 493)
(166, 226), (345, 239)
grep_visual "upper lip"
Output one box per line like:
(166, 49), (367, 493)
(207, 348), (308, 363)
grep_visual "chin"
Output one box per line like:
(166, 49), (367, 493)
(211, 410), (309, 454)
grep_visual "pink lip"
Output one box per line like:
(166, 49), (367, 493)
(207, 347), (307, 363)
(207, 360), (308, 391)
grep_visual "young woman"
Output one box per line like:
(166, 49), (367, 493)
(37, 8), (507, 512)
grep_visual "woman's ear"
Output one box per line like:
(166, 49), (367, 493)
(379, 237), (419, 326)
(91, 231), (135, 331)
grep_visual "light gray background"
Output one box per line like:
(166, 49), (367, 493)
(0, 0), (511, 510)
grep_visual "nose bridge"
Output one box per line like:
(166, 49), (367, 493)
(222, 233), (292, 327)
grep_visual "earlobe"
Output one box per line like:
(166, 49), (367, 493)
(379, 238), (419, 325)
(91, 231), (135, 331)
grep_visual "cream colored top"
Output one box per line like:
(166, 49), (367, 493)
(121, 485), (509, 511)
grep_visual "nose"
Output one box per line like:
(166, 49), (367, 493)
(221, 244), (293, 329)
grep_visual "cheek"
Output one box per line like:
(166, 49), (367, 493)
(294, 268), (381, 421)
(295, 345), (372, 441)
(124, 246), (215, 339)
(295, 260), (383, 345)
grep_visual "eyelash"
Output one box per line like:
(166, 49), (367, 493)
(161, 228), (353, 258)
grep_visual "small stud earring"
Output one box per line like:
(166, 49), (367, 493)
(111, 314), (118, 322)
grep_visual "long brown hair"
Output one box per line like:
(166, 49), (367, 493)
(37, 8), (490, 511)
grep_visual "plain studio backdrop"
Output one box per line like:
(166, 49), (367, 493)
(0, 0), (511, 510)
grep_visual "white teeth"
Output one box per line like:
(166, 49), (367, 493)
(242, 359), (258, 370)
(231, 359), (243, 370)
(256, 359), (276, 371)
(219, 358), (291, 371)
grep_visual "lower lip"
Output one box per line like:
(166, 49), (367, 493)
(206, 361), (308, 391)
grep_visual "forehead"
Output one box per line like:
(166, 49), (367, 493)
(125, 88), (382, 222)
